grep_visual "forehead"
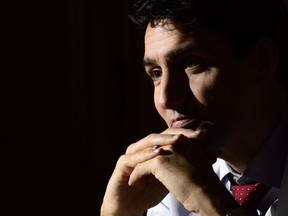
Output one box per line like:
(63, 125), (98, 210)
(144, 23), (236, 63)
(144, 23), (196, 58)
(144, 23), (186, 45)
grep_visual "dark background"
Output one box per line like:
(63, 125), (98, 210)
(2, 1), (288, 216)
(2, 1), (166, 215)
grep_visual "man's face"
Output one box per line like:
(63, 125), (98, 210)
(143, 23), (261, 154)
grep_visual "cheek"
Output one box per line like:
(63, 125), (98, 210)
(202, 72), (247, 120)
(188, 72), (219, 106)
(188, 70), (239, 121)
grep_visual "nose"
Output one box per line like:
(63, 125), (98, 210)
(158, 72), (189, 109)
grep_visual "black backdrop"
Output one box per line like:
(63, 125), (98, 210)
(2, 1), (166, 215)
(3, 0), (288, 215)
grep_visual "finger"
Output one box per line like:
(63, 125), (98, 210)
(116, 147), (162, 179)
(126, 133), (180, 154)
(128, 157), (157, 187)
(161, 128), (207, 139)
(129, 174), (158, 190)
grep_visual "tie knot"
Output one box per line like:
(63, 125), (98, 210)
(228, 173), (270, 207)
(231, 182), (266, 206)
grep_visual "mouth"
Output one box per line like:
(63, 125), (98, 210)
(171, 118), (200, 129)
(171, 117), (214, 131)
(172, 117), (219, 157)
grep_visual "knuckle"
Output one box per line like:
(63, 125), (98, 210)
(126, 143), (135, 154)
(117, 154), (128, 167)
(146, 133), (157, 140)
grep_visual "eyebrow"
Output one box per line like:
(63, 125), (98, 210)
(143, 44), (206, 67)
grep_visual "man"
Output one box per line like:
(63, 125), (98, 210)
(101, 0), (288, 215)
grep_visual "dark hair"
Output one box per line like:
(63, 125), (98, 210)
(129, 0), (288, 87)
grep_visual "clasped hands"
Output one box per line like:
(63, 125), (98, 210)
(101, 128), (235, 216)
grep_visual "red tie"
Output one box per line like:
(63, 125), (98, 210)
(231, 182), (265, 207)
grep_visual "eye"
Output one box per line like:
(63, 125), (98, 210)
(183, 57), (205, 74)
(149, 68), (162, 81)
(184, 58), (201, 69)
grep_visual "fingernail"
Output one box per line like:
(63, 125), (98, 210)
(152, 145), (160, 152)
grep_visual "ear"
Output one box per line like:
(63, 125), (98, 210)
(255, 37), (278, 84)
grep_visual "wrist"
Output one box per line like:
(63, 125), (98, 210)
(197, 190), (237, 216)
(185, 173), (238, 216)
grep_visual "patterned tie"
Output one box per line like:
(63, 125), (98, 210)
(230, 182), (266, 207)
(229, 174), (269, 208)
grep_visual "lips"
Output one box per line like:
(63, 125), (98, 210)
(171, 118), (201, 129)
(171, 117), (214, 131)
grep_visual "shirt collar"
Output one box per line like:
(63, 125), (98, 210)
(213, 158), (231, 181)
